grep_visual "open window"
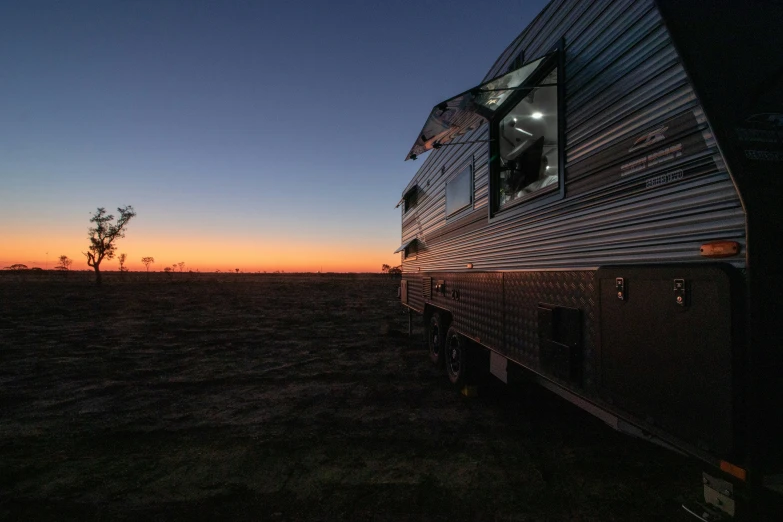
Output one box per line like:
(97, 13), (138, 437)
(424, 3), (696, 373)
(394, 238), (419, 260)
(396, 185), (419, 213)
(446, 162), (473, 217)
(489, 47), (565, 213)
(402, 42), (564, 213)
(404, 54), (551, 161)
(489, 51), (564, 214)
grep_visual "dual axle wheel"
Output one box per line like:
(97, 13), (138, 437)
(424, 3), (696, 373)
(426, 311), (470, 387)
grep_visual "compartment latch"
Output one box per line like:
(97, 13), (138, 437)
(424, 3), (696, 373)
(674, 279), (687, 307)
(615, 277), (625, 301)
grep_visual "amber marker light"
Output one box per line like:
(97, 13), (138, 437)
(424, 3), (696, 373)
(700, 241), (740, 258)
(720, 460), (747, 481)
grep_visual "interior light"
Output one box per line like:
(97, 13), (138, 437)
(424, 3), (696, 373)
(532, 112), (543, 119)
(515, 128), (533, 136)
(546, 165), (550, 170)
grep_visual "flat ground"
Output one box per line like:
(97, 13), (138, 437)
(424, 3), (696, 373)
(0, 272), (701, 521)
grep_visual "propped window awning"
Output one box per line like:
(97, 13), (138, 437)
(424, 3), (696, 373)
(395, 185), (419, 208)
(393, 238), (418, 254)
(405, 52), (556, 161)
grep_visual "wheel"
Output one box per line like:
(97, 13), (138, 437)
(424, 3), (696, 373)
(445, 327), (469, 387)
(426, 311), (446, 367)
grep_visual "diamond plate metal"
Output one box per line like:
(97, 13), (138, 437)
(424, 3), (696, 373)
(418, 270), (597, 390)
(504, 271), (597, 390)
(424, 272), (504, 352)
(403, 274), (424, 313)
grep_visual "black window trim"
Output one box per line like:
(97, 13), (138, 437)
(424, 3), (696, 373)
(488, 39), (566, 223)
(394, 237), (419, 261)
(405, 185), (421, 214)
(445, 155), (475, 220)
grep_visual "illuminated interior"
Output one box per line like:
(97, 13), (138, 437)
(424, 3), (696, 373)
(497, 67), (559, 207)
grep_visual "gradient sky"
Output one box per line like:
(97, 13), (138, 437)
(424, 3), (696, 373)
(0, 0), (549, 272)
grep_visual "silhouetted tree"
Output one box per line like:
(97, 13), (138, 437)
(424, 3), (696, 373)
(57, 255), (73, 271)
(235, 268), (239, 274)
(177, 261), (185, 272)
(118, 253), (128, 272)
(83, 206), (136, 286)
(4, 264), (28, 271)
(381, 263), (400, 278)
(141, 257), (154, 272)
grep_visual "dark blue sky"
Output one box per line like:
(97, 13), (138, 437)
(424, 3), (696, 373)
(0, 0), (549, 271)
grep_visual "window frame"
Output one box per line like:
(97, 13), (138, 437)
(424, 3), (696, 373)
(445, 157), (475, 219)
(488, 43), (565, 222)
(404, 240), (418, 260)
(395, 237), (419, 262)
(402, 185), (419, 214)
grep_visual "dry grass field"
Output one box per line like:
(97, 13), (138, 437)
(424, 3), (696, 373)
(0, 272), (702, 521)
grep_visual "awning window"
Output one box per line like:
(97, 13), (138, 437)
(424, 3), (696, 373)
(395, 185), (419, 209)
(393, 238), (418, 254)
(405, 53), (555, 161)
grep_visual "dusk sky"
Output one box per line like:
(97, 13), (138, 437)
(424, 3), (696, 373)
(1, 0), (549, 272)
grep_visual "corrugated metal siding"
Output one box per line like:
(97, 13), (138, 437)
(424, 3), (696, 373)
(399, 0), (745, 274)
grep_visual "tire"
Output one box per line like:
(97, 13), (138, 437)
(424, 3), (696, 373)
(445, 327), (469, 387)
(426, 312), (446, 367)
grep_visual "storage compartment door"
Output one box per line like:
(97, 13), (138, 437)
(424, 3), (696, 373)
(597, 266), (737, 455)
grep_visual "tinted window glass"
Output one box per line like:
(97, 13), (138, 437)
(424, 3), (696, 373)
(446, 164), (473, 217)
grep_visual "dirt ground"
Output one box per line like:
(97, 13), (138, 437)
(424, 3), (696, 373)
(0, 272), (703, 521)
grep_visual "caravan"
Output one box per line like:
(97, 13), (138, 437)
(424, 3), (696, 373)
(396, 1), (783, 519)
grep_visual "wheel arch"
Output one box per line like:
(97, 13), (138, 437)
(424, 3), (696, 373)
(423, 304), (452, 324)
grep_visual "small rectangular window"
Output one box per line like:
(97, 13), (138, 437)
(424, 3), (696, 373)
(394, 238), (419, 260)
(403, 193), (416, 213)
(492, 63), (560, 211)
(401, 186), (419, 213)
(405, 240), (418, 259)
(446, 163), (473, 217)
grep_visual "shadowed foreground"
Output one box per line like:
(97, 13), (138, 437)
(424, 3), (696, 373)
(0, 273), (700, 520)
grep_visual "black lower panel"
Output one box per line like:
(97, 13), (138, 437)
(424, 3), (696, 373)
(597, 265), (737, 455)
(408, 266), (741, 459)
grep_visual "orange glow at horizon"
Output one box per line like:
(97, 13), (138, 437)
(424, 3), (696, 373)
(1, 233), (402, 273)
